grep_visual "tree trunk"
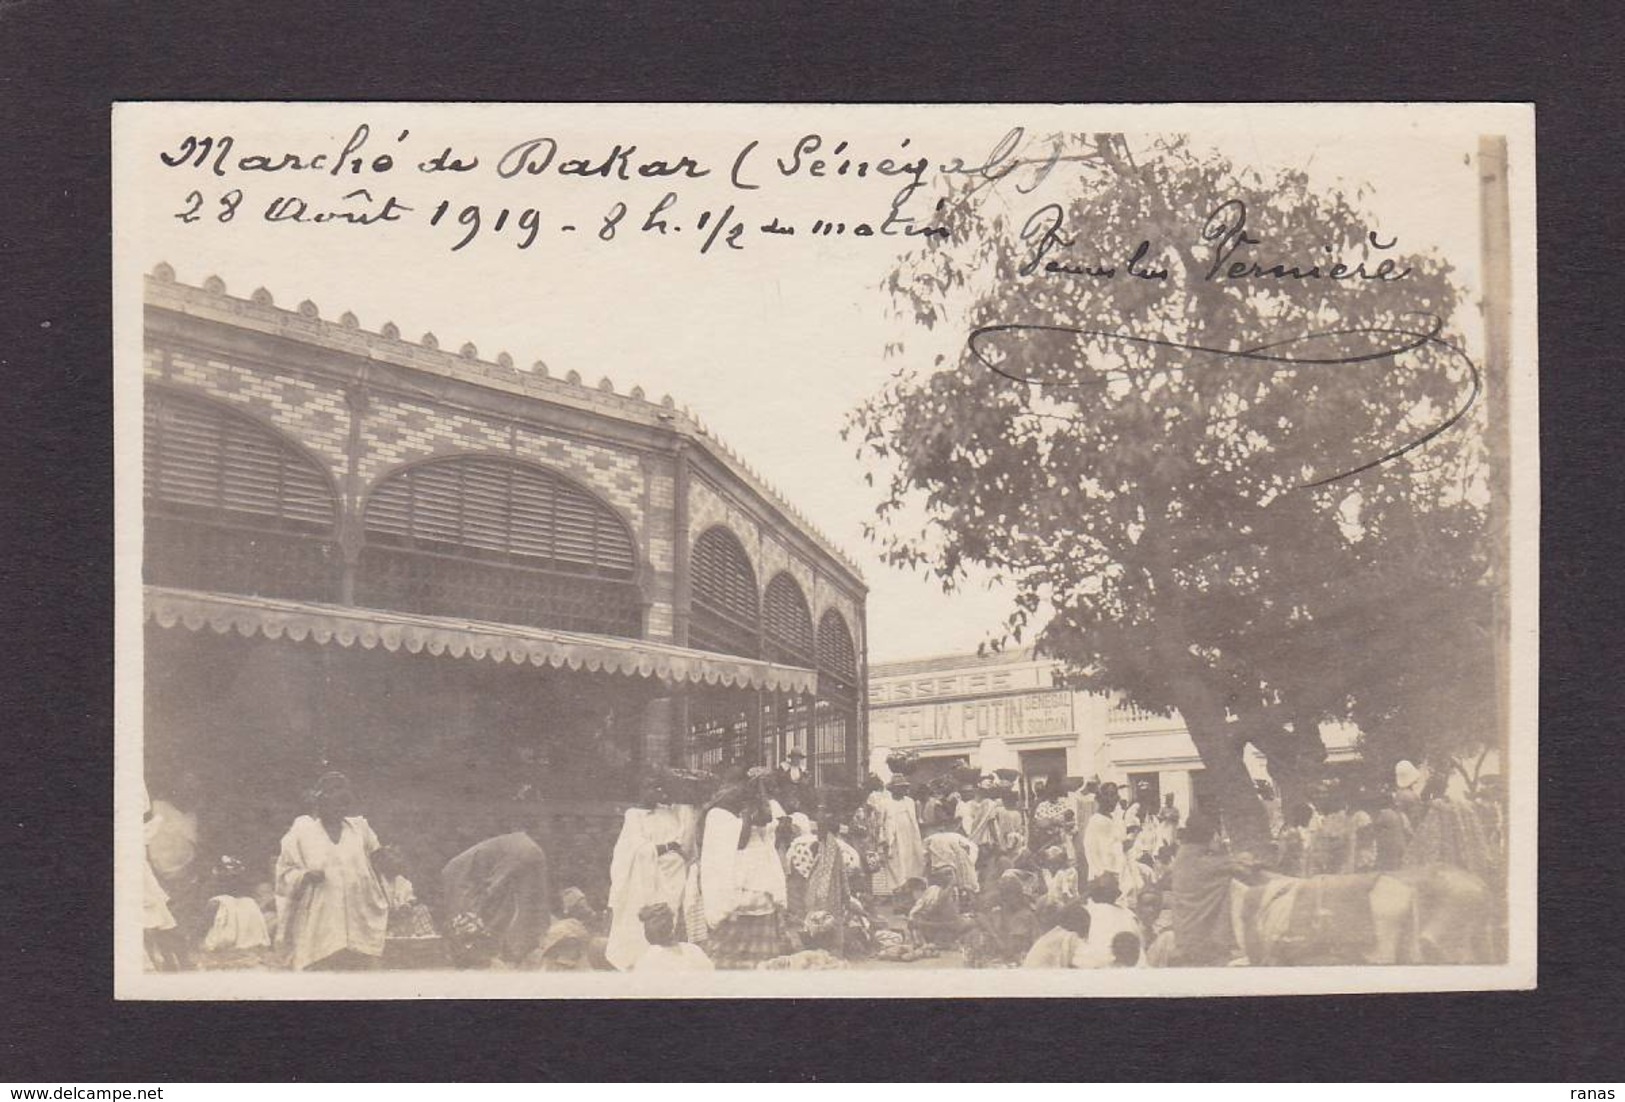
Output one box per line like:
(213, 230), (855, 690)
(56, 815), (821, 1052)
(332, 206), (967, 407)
(1252, 713), (1328, 815)
(1181, 709), (1272, 852)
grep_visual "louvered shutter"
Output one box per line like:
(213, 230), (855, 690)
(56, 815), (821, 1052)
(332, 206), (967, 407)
(763, 573), (814, 662)
(689, 526), (759, 657)
(818, 610), (857, 683)
(457, 459), (513, 556)
(692, 528), (757, 624)
(363, 456), (636, 577)
(144, 389), (336, 532)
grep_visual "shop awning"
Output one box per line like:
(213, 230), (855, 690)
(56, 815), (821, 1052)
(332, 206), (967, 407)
(144, 586), (819, 695)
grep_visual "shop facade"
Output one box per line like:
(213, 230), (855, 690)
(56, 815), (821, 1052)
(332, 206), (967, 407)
(139, 268), (866, 904)
(867, 648), (1358, 821)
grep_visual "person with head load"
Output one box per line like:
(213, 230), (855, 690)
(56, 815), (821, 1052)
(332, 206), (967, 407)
(440, 795), (554, 967)
(876, 775), (927, 893)
(275, 771), (390, 971)
(605, 774), (698, 971)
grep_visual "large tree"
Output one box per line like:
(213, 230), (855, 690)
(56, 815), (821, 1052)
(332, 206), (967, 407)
(851, 133), (1494, 847)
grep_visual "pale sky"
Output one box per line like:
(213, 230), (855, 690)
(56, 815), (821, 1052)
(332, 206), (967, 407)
(115, 103), (1519, 662)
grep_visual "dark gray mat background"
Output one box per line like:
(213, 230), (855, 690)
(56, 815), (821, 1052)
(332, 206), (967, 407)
(0, 0), (1618, 1081)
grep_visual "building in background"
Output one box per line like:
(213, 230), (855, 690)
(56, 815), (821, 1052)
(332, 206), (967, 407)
(867, 648), (1359, 821)
(139, 267), (866, 902)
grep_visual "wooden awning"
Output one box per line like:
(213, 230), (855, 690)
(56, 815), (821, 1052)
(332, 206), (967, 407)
(144, 586), (818, 695)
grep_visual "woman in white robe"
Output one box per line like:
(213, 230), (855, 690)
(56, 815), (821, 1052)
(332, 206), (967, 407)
(605, 780), (698, 971)
(878, 776), (926, 889)
(275, 772), (389, 971)
(699, 780), (789, 968)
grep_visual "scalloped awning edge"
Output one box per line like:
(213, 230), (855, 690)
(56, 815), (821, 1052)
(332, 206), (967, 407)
(144, 587), (818, 696)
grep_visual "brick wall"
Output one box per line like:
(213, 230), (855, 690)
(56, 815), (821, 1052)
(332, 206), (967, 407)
(143, 322), (861, 665)
(687, 475), (863, 665)
(145, 337), (676, 638)
(149, 346), (351, 477)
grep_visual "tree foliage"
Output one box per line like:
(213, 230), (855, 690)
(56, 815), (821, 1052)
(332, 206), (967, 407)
(851, 133), (1494, 846)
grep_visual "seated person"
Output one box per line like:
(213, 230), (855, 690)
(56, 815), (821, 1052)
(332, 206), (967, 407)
(1039, 845), (1080, 910)
(445, 911), (497, 970)
(908, 867), (973, 948)
(375, 846), (437, 939)
(530, 918), (599, 972)
(1076, 873), (1146, 968)
(196, 856), (272, 967)
(1022, 900), (1092, 968)
(559, 886), (607, 940)
(1110, 930), (1143, 968)
(632, 902), (713, 972)
(758, 911), (849, 971)
(967, 870), (1042, 967)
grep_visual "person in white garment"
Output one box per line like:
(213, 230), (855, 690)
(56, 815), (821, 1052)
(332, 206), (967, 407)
(923, 816), (981, 896)
(141, 783), (180, 970)
(1083, 782), (1126, 883)
(631, 902), (713, 972)
(606, 776), (698, 971)
(1075, 873), (1146, 968)
(275, 771), (389, 971)
(878, 775), (927, 892)
(700, 773), (791, 968)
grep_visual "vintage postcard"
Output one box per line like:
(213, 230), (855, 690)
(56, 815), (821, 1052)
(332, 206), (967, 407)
(113, 102), (1537, 998)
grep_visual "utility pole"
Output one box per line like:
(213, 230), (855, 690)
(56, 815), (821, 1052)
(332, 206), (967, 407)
(1478, 135), (1512, 823)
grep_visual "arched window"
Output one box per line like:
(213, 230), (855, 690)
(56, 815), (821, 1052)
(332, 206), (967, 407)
(817, 609), (858, 687)
(143, 386), (340, 601)
(759, 572), (816, 768)
(688, 526), (758, 658)
(762, 573), (815, 666)
(357, 455), (642, 636)
(813, 608), (860, 785)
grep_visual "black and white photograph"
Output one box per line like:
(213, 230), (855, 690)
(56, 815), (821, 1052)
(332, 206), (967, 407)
(112, 102), (1537, 998)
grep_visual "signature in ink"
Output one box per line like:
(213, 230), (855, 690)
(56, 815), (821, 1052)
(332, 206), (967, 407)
(966, 313), (1479, 489)
(1016, 200), (1413, 285)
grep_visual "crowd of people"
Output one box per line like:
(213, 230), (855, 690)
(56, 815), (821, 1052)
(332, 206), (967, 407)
(140, 753), (1506, 974)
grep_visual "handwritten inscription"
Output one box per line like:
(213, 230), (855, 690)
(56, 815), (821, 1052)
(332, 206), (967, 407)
(154, 124), (1411, 283)
(1019, 199), (1412, 284)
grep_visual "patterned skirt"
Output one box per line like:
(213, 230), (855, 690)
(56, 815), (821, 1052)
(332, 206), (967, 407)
(681, 865), (710, 946)
(709, 911), (794, 970)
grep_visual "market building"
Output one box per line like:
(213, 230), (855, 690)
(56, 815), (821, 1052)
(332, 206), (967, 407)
(866, 648), (1359, 820)
(138, 266), (867, 903)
